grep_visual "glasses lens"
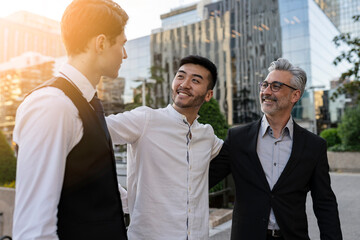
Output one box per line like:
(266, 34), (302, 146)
(271, 82), (282, 91)
(260, 82), (268, 90)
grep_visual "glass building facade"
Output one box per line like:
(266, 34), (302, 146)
(314, 0), (360, 37)
(118, 36), (151, 103)
(150, 0), (346, 129)
(278, 0), (347, 131)
(338, 0), (360, 36)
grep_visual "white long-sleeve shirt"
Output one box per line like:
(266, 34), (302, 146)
(12, 64), (128, 239)
(106, 105), (223, 240)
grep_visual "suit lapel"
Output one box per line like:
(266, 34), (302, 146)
(273, 121), (306, 190)
(247, 120), (271, 191)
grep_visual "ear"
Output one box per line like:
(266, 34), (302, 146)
(291, 89), (301, 104)
(204, 89), (213, 102)
(95, 34), (107, 53)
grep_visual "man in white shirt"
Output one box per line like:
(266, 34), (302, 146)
(106, 55), (224, 240)
(12, 1), (129, 239)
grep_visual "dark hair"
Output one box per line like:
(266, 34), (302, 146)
(61, 0), (128, 56)
(179, 55), (218, 89)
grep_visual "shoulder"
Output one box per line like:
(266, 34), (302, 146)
(196, 121), (216, 134)
(229, 120), (259, 134)
(14, 87), (80, 143)
(19, 87), (76, 115)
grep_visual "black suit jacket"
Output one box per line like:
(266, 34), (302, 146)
(210, 119), (342, 240)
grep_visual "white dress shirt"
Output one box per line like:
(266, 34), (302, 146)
(12, 63), (96, 240)
(106, 105), (223, 240)
(257, 115), (293, 230)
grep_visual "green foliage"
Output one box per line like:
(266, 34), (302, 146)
(337, 105), (360, 148)
(2, 180), (15, 188)
(320, 128), (341, 148)
(0, 130), (17, 185)
(198, 98), (229, 140)
(331, 15), (360, 103)
(197, 98), (229, 193)
(328, 144), (360, 152)
(209, 181), (224, 193)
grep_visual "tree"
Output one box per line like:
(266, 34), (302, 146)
(331, 15), (360, 103)
(198, 98), (230, 207)
(319, 128), (341, 148)
(337, 105), (360, 149)
(198, 98), (229, 140)
(0, 130), (16, 185)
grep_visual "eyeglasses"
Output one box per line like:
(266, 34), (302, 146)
(259, 81), (297, 92)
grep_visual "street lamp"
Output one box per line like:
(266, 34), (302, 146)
(134, 77), (156, 106)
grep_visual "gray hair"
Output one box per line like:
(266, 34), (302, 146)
(268, 58), (307, 97)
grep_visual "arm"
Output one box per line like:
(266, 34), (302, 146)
(12, 88), (81, 240)
(209, 130), (232, 189)
(106, 107), (147, 145)
(310, 140), (342, 240)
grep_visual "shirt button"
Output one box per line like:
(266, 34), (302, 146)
(189, 209), (191, 213)
(274, 163), (277, 166)
(189, 165), (192, 170)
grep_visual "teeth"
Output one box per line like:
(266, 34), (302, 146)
(179, 92), (189, 96)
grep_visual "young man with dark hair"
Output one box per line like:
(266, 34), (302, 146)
(13, 0), (129, 239)
(106, 55), (223, 240)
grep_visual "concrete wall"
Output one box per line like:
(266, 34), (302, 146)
(0, 187), (14, 237)
(328, 151), (360, 173)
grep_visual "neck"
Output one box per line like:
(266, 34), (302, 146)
(265, 114), (291, 138)
(67, 54), (100, 88)
(172, 104), (199, 125)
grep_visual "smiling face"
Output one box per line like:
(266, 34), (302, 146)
(171, 63), (213, 114)
(260, 70), (301, 118)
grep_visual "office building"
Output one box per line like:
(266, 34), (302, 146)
(0, 52), (55, 142)
(150, 0), (347, 130)
(118, 36), (151, 104)
(97, 76), (126, 115)
(0, 11), (66, 64)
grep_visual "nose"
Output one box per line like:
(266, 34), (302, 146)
(123, 47), (128, 59)
(180, 77), (191, 88)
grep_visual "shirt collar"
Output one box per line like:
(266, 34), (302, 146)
(56, 63), (97, 102)
(260, 115), (294, 139)
(166, 104), (199, 126)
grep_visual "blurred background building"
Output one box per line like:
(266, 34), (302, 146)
(0, 0), (359, 143)
(0, 11), (65, 63)
(149, 0), (352, 132)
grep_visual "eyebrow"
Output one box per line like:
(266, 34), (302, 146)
(177, 70), (204, 79)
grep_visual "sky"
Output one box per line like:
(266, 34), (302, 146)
(0, 0), (200, 40)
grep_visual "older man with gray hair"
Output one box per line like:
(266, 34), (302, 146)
(209, 58), (342, 240)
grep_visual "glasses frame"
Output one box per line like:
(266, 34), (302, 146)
(259, 80), (297, 92)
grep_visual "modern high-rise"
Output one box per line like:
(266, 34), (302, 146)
(150, 0), (349, 130)
(0, 11), (66, 64)
(314, 0), (360, 37)
(118, 36), (151, 104)
(0, 52), (55, 142)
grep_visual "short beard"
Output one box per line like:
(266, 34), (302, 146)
(172, 90), (206, 109)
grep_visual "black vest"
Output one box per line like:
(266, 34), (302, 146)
(34, 77), (127, 239)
